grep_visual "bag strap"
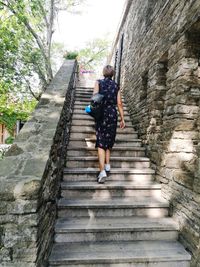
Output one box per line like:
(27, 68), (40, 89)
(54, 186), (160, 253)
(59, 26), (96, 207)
(97, 79), (101, 94)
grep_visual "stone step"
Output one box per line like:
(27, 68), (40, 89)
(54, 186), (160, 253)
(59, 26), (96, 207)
(75, 87), (116, 92)
(58, 197), (169, 218)
(61, 181), (162, 198)
(67, 146), (145, 157)
(77, 83), (95, 88)
(75, 88), (124, 93)
(70, 119), (133, 127)
(74, 103), (129, 111)
(48, 81), (191, 267)
(68, 138), (141, 148)
(63, 168), (155, 182)
(75, 88), (93, 92)
(69, 132), (138, 140)
(49, 240), (191, 266)
(70, 125), (136, 134)
(70, 136), (142, 142)
(70, 127), (136, 134)
(76, 86), (94, 90)
(54, 217), (179, 243)
(73, 103), (128, 112)
(75, 92), (125, 97)
(72, 113), (131, 122)
(74, 100), (126, 107)
(73, 108), (130, 116)
(75, 90), (93, 94)
(65, 156), (150, 168)
(75, 96), (126, 102)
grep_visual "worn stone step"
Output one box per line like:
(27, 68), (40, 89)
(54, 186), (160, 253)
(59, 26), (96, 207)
(71, 116), (132, 125)
(77, 83), (95, 88)
(68, 139), (141, 148)
(63, 168), (155, 182)
(74, 103), (129, 111)
(71, 119), (132, 127)
(74, 97), (125, 102)
(75, 88), (123, 93)
(72, 113), (131, 122)
(75, 92), (125, 97)
(68, 141), (141, 148)
(74, 88), (93, 93)
(49, 240), (191, 266)
(67, 146), (145, 157)
(76, 86), (94, 90)
(74, 90), (124, 95)
(69, 132), (138, 140)
(54, 217), (179, 243)
(75, 89), (93, 92)
(70, 125), (136, 134)
(73, 103), (127, 109)
(75, 91), (93, 95)
(65, 156), (150, 168)
(75, 97), (126, 103)
(61, 181), (162, 198)
(58, 197), (169, 218)
(70, 129), (136, 135)
(75, 89), (124, 94)
(73, 108), (130, 116)
(74, 100), (126, 107)
(73, 106), (129, 115)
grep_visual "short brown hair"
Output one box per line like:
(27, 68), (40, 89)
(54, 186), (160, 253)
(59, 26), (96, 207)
(103, 65), (115, 78)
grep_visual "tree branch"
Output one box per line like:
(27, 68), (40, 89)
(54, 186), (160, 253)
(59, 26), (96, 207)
(46, 0), (54, 60)
(84, 48), (106, 66)
(0, 1), (9, 8)
(34, 65), (48, 88)
(38, 1), (49, 29)
(24, 78), (40, 101)
(0, 0), (53, 81)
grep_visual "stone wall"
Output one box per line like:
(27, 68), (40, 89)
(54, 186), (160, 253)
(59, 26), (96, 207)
(110, 1), (200, 266)
(0, 60), (78, 267)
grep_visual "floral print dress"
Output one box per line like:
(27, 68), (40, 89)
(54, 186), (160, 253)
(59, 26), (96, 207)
(95, 77), (119, 150)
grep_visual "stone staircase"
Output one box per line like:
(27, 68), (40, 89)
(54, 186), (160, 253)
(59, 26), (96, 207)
(49, 85), (191, 266)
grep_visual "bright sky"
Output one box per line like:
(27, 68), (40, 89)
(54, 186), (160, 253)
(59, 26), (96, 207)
(53, 0), (126, 50)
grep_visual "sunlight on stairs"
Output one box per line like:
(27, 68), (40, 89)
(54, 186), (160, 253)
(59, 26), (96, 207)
(48, 78), (191, 267)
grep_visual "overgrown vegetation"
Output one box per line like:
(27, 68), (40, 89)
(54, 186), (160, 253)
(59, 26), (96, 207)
(78, 38), (110, 70)
(64, 51), (79, 60)
(0, 1), (110, 147)
(63, 38), (110, 73)
(0, 0), (85, 139)
(0, 98), (37, 133)
(0, 144), (11, 159)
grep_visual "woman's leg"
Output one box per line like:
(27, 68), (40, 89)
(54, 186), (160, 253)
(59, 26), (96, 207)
(105, 149), (110, 164)
(98, 147), (106, 171)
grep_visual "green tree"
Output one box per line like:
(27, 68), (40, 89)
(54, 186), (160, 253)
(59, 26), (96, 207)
(77, 38), (111, 71)
(0, 0), (86, 95)
(0, 10), (45, 99)
(0, 0), (85, 133)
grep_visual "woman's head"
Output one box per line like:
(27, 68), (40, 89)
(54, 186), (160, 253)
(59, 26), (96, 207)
(103, 65), (115, 78)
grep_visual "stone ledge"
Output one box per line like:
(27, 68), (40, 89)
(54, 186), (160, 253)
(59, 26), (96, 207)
(0, 60), (75, 200)
(0, 60), (77, 266)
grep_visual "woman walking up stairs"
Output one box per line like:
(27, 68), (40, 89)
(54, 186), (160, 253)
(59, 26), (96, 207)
(48, 70), (191, 267)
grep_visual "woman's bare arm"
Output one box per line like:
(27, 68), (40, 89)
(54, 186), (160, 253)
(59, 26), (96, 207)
(117, 90), (125, 129)
(93, 81), (99, 95)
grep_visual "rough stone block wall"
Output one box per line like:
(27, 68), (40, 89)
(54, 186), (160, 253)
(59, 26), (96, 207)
(0, 60), (77, 267)
(111, 1), (200, 266)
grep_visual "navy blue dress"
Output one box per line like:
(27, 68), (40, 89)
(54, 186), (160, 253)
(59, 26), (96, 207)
(95, 77), (119, 150)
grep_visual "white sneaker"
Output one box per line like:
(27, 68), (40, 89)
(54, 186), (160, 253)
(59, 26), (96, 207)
(97, 170), (107, 184)
(105, 164), (111, 172)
